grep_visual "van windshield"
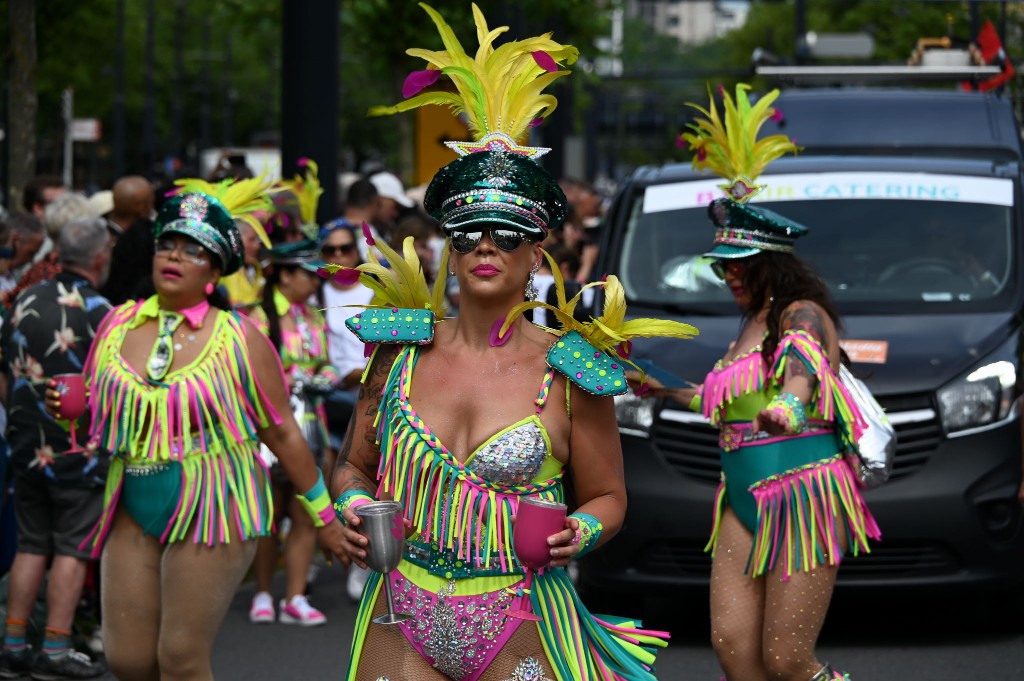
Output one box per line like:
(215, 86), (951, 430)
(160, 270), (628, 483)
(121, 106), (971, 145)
(618, 172), (1017, 314)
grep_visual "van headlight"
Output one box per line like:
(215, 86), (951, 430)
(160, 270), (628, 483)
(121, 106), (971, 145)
(936, 353), (1017, 435)
(614, 392), (655, 438)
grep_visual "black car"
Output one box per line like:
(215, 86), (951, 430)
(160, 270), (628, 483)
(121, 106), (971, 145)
(584, 88), (1024, 597)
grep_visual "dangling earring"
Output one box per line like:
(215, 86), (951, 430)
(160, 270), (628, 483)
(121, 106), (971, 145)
(204, 282), (215, 296)
(525, 264), (540, 301)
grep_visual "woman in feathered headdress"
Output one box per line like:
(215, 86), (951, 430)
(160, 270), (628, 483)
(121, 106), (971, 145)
(46, 176), (345, 680)
(636, 84), (881, 681)
(327, 4), (695, 680)
(246, 159), (344, 627)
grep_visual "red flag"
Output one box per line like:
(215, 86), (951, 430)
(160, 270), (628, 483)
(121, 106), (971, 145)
(961, 20), (1015, 92)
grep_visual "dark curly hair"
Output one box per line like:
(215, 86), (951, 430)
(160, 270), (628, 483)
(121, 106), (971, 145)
(737, 251), (845, 366)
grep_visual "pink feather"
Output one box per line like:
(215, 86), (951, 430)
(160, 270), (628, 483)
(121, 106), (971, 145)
(531, 51), (558, 72)
(402, 69), (442, 98)
(360, 221), (376, 246)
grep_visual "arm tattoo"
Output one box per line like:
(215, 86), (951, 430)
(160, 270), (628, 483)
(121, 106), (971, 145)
(781, 302), (827, 345)
(781, 302), (826, 386)
(330, 345), (400, 497)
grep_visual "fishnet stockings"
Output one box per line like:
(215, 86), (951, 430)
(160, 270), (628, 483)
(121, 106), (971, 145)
(354, 582), (557, 681)
(710, 507), (841, 681)
(101, 507), (257, 681)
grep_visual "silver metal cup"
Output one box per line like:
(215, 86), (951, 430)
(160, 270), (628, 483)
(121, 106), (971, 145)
(355, 501), (413, 624)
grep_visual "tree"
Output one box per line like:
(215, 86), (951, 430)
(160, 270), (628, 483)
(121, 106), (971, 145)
(7, 0), (38, 210)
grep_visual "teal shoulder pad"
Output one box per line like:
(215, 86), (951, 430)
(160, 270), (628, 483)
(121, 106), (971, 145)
(546, 330), (627, 396)
(345, 308), (435, 344)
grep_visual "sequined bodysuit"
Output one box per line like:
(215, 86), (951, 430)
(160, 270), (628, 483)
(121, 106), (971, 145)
(346, 344), (666, 681)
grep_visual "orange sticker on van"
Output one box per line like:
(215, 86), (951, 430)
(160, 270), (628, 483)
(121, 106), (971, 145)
(840, 340), (889, 364)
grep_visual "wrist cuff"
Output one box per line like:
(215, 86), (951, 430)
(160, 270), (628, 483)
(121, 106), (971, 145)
(296, 471), (334, 528)
(766, 391), (806, 434)
(569, 512), (603, 559)
(333, 490), (375, 525)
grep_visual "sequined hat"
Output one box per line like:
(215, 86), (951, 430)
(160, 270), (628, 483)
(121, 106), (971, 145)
(267, 238), (325, 273)
(155, 192), (243, 275)
(704, 198), (809, 259)
(423, 151), (567, 237)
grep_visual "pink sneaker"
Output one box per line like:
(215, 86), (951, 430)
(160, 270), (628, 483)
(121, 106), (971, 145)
(279, 595), (327, 626)
(249, 592), (275, 624)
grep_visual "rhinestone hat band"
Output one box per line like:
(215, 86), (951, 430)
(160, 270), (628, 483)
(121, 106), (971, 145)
(439, 188), (549, 233)
(713, 227), (796, 254)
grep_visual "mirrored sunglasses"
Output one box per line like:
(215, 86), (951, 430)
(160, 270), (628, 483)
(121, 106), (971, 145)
(711, 258), (749, 280)
(450, 227), (531, 254)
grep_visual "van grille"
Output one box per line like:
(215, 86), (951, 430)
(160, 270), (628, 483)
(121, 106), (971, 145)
(652, 392), (941, 483)
(636, 541), (957, 579)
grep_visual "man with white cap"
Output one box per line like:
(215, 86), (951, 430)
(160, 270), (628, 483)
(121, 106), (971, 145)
(368, 171), (413, 232)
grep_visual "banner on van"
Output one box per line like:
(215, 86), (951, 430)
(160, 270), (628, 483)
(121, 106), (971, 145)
(643, 172), (1013, 214)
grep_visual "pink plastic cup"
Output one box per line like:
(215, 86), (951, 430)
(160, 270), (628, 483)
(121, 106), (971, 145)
(513, 497), (567, 570)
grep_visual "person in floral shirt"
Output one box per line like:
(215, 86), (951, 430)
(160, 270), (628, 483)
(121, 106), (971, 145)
(0, 217), (112, 679)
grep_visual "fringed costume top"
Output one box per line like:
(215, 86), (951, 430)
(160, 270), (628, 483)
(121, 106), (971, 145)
(344, 343), (669, 681)
(82, 297), (280, 554)
(695, 329), (881, 579)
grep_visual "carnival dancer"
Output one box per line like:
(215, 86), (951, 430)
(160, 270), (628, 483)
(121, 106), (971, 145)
(328, 5), (696, 680)
(249, 160), (342, 625)
(632, 84), (881, 681)
(46, 176), (345, 681)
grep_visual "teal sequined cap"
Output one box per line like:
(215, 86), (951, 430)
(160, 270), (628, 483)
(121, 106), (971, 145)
(424, 150), (567, 238)
(704, 198), (809, 259)
(155, 192), (243, 275)
(267, 238), (325, 273)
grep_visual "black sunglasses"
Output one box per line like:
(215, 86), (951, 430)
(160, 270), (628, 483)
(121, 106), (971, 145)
(321, 243), (357, 257)
(450, 227), (531, 254)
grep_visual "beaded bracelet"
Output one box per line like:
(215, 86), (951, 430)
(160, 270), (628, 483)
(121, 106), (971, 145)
(765, 391), (806, 434)
(295, 470), (336, 528)
(333, 490), (375, 525)
(569, 512), (603, 559)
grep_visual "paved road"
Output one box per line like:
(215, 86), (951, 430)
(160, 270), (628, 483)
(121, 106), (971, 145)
(209, 559), (1024, 680)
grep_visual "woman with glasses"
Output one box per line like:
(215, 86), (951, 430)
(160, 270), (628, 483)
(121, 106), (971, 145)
(633, 85), (880, 681)
(319, 220), (374, 395)
(326, 7), (692, 680)
(47, 179), (345, 681)
(316, 219), (377, 604)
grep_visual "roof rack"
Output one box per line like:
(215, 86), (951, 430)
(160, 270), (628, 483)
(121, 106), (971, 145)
(756, 64), (1002, 85)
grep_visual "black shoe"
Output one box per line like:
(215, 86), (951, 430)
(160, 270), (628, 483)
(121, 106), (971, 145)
(0, 647), (33, 679)
(29, 651), (104, 681)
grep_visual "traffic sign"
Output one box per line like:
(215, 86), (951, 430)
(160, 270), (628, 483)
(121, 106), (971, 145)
(71, 118), (102, 142)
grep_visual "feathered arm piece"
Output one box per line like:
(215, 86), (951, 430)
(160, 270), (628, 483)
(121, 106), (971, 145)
(172, 175), (275, 247)
(678, 83), (801, 202)
(275, 157), (323, 240)
(495, 250), (699, 358)
(369, 2), (578, 145)
(317, 222), (448, 318)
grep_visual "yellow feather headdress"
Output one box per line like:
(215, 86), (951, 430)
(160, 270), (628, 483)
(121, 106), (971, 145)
(679, 83), (801, 202)
(496, 249), (698, 361)
(172, 174), (275, 247)
(274, 158), (323, 241)
(369, 2), (579, 158)
(318, 223), (448, 320)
